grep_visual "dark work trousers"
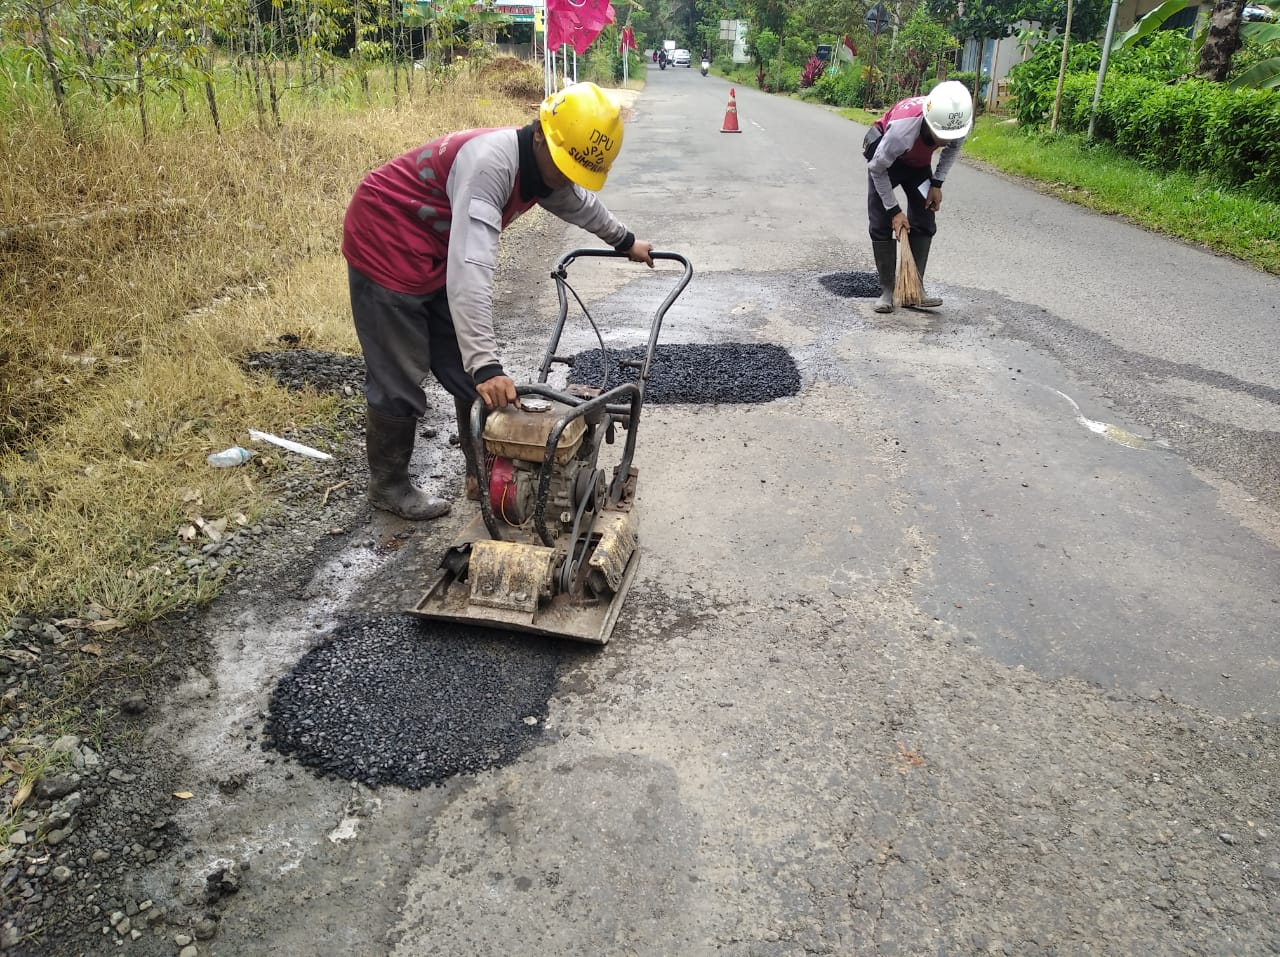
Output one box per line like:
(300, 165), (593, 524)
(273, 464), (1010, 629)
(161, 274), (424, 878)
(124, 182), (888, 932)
(867, 160), (936, 242)
(348, 265), (478, 419)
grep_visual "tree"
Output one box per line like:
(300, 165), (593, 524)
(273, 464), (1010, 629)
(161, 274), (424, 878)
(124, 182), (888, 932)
(1197, 0), (1247, 80)
(1023, 0), (1111, 40)
(7, 0), (75, 141)
(795, 0), (862, 36)
(893, 5), (959, 94)
(929, 0), (1022, 105)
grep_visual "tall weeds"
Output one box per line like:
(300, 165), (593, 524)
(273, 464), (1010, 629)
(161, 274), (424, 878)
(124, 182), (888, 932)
(0, 62), (540, 621)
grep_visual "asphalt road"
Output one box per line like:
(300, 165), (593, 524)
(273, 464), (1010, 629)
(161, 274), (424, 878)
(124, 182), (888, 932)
(617, 68), (1280, 717)
(143, 71), (1279, 957)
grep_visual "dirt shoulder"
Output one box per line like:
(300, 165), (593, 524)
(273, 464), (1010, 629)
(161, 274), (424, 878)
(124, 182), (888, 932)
(0, 209), (573, 956)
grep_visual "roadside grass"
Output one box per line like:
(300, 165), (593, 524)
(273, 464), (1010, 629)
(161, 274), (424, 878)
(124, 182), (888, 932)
(835, 107), (1280, 275)
(1, 61), (538, 627)
(0, 57), (546, 855)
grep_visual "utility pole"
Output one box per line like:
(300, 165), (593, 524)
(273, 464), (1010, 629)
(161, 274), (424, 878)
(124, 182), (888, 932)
(1088, 0), (1122, 140)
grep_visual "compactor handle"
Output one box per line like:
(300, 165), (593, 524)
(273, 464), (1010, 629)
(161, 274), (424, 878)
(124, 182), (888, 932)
(542, 249), (693, 385)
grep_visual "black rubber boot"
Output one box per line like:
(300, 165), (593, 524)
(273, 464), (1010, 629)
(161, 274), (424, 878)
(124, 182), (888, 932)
(455, 396), (482, 502)
(871, 240), (897, 313)
(365, 406), (451, 520)
(908, 234), (943, 308)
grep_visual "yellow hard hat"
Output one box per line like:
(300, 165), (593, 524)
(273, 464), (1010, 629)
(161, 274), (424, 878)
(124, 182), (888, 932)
(538, 82), (623, 191)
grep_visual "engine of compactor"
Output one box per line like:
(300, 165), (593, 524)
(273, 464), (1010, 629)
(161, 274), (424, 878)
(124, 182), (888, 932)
(480, 398), (601, 529)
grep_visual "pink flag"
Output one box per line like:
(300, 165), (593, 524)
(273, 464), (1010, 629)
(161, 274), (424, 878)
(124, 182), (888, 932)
(547, 0), (617, 55)
(619, 25), (637, 54)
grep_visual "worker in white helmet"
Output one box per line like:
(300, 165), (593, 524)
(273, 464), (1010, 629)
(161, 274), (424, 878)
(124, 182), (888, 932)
(863, 79), (973, 313)
(342, 83), (654, 520)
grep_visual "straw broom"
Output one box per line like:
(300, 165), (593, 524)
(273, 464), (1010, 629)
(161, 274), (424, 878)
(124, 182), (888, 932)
(895, 230), (924, 307)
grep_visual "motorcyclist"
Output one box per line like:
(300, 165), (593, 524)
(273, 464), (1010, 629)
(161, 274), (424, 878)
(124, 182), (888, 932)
(658, 48), (668, 68)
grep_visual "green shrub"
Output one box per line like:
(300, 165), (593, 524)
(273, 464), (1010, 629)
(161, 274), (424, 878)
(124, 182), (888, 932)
(1005, 25), (1280, 198)
(1006, 38), (1101, 125)
(762, 63), (800, 93)
(782, 35), (814, 66)
(1203, 86), (1280, 196)
(1110, 29), (1194, 81)
(1050, 72), (1280, 200)
(812, 66), (865, 107)
(947, 70), (990, 99)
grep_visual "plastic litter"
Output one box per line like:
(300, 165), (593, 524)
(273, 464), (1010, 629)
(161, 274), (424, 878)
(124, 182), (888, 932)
(206, 447), (254, 468)
(248, 429), (333, 461)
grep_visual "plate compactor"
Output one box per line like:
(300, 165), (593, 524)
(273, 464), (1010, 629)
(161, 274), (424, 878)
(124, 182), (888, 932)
(411, 249), (693, 645)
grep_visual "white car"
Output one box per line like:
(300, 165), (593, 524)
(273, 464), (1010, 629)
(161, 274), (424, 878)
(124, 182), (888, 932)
(672, 49), (691, 67)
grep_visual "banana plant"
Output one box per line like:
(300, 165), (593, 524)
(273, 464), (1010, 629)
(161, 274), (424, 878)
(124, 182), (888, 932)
(1230, 21), (1280, 87)
(1110, 0), (1211, 66)
(1110, 0), (1188, 50)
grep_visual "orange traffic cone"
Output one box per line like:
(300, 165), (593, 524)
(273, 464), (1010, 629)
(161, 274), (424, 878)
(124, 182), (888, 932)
(721, 88), (741, 133)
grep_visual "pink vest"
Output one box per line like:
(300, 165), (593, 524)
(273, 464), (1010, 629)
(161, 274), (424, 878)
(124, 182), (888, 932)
(875, 97), (936, 169)
(341, 128), (539, 295)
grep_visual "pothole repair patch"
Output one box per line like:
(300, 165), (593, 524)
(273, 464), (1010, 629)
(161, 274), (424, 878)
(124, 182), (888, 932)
(244, 349), (365, 395)
(818, 272), (881, 298)
(569, 342), (801, 403)
(264, 616), (570, 788)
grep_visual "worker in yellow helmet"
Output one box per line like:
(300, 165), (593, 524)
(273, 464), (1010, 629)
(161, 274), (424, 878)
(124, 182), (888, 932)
(342, 82), (654, 521)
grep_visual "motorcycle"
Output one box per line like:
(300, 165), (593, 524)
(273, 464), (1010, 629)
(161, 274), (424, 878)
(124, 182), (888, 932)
(700, 59), (709, 76)
(658, 53), (668, 70)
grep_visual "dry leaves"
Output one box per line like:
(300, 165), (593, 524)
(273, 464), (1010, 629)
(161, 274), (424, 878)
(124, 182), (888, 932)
(9, 780), (33, 814)
(177, 482), (247, 545)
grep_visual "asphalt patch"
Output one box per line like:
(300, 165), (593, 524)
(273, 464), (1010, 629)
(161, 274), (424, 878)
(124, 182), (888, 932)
(569, 342), (801, 404)
(819, 272), (881, 298)
(244, 348), (365, 395)
(263, 615), (572, 788)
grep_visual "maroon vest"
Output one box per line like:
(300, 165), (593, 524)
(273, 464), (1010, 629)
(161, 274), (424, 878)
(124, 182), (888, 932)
(875, 97), (937, 169)
(342, 128), (539, 295)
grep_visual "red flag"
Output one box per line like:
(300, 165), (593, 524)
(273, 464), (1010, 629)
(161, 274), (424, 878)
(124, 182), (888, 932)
(547, 0), (617, 55)
(620, 24), (637, 53)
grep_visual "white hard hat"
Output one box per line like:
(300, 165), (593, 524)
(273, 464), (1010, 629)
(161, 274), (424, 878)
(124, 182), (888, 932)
(923, 80), (973, 141)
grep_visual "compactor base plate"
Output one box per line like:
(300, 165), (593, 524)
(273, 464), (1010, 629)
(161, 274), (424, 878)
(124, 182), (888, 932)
(409, 514), (642, 645)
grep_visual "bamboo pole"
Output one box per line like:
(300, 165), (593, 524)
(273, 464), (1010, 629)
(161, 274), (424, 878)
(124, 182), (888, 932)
(1050, 0), (1076, 132)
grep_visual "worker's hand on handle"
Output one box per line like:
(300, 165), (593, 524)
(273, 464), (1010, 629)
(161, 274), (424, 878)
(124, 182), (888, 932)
(477, 375), (518, 410)
(891, 212), (910, 240)
(925, 186), (943, 212)
(627, 240), (655, 268)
